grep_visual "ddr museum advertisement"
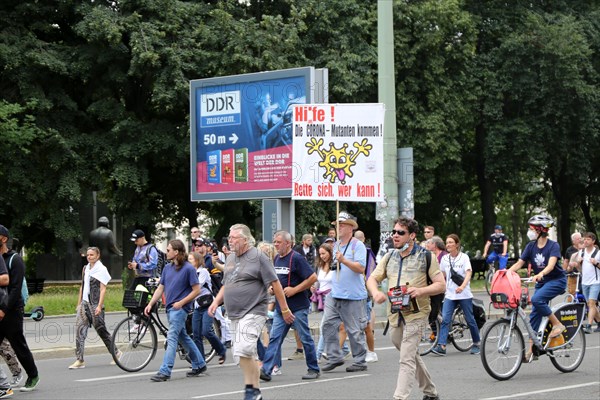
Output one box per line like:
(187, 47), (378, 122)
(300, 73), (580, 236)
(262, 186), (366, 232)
(291, 103), (385, 202)
(190, 68), (314, 201)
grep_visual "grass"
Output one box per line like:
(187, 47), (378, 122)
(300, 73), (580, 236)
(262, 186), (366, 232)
(27, 284), (127, 316)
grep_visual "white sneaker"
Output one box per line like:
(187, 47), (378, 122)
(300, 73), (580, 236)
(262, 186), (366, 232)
(365, 351), (378, 363)
(272, 366), (282, 376)
(68, 360), (85, 369)
(10, 372), (23, 386)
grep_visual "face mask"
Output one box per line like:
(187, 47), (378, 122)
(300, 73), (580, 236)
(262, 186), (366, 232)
(399, 242), (409, 252)
(527, 230), (538, 241)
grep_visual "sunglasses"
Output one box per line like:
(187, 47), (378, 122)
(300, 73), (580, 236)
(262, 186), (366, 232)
(391, 229), (407, 236)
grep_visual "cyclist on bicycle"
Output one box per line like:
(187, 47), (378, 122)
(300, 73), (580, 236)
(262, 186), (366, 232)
(482, 225), (509, 270)
(508, 215), (567, 360)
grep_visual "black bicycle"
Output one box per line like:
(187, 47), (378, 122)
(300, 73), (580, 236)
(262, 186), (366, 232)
(110, 279), (221, 372)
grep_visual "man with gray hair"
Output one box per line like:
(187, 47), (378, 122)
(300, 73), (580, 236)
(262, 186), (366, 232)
(209, 224), (293, 400)
(260, 230), (319, 381)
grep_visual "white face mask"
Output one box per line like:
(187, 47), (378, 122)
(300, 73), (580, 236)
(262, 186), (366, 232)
(399, 242), (409, 252)
(527, 230), (538, 241)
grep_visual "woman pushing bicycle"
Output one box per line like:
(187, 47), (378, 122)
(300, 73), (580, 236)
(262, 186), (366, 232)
(508, 215), (567, 361)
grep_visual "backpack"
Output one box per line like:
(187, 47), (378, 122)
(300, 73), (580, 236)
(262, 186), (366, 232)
(490, 269), (522, 309)
(7, 253), (29, 305)
(472, 298), (487, 329)
(145, 245), (167, 277)
(580, 248), (599, 280)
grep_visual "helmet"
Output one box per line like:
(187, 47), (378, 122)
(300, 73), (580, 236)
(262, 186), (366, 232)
(528, 215), (554, 231)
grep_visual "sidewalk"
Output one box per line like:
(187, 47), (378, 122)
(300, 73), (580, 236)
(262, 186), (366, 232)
(24, 290), (535, 360)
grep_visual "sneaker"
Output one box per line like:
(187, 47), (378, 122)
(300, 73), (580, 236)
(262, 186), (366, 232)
(259, 368), (271, 382)
(431, 345), (446, 356)
(321, 352), (328, 360)
(19, 376), (40, 392)
(111, 350), (123, 365)
(10, 373), (23, 387)
(150, 373), (170, 382)
(186, 365), (207, 377)
(594, 324), (600, 333)
(423, 395), (440, 400)
(287, 350), (305, 360)
(0, 388), (13, 398)
(365, 351), (378, 363)
(224, 340), (232, 348)
(272, 366), (282, 376)
(582, 325), (592, 334)
(68, 360), (85, 369)
(243, 387), (262, 400)
(345, 364), (367, 372)
(321, 360), (344, 372)
(470, 345), (480, 355)
(302, 370), (320, 380)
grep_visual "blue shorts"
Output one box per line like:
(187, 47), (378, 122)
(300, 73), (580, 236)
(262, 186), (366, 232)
(365, 298), (373, 321)
(582, 284), (600, 302)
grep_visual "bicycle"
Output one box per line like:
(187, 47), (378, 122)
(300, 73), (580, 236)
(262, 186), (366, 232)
(484, 262), (496, 296)
(110, 279), (221, 372)
(419, 298), (482, 355)
(481, 275), (586, 380)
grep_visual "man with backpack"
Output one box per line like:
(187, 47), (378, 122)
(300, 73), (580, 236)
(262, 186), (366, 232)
(128, 229), (160, 289)
(366, 217), (445, 400)
(569, 232), (600, 333)
(0, 225), (40, 393)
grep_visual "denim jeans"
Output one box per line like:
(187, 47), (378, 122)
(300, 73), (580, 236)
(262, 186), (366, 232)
(262, 307), (319, 375)
(530, 277), (567, 331)
(437, 298), (481, 346)
(192, 307), (226, 359)
(158, 308), (205, 376)
(486, 251), (508, 269)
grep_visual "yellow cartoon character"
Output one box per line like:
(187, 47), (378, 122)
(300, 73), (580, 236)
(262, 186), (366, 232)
(306, 138), (372, 184)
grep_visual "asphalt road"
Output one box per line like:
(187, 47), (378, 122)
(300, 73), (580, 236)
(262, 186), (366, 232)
(16, 322), (600, 400)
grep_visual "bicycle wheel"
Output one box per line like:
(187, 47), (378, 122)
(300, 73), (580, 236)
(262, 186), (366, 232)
(450, 308), (473, 352)
(111, 315), (158, 372)
(203, 318), (222, 363)
(485, 268), (494, 296)
(419, 318), (440, 356)
(549, 328), (586, 373)
(481, 319), (524, 381)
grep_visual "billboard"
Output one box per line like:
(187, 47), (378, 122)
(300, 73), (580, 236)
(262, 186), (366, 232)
(190, 67), (319, 201)
(291, 103), (385, 202)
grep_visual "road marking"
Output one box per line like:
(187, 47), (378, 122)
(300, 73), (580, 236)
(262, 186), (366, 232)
(191, 374), (370, 399)
(479, 382), (599, 400)
(75, 367), (204, 382)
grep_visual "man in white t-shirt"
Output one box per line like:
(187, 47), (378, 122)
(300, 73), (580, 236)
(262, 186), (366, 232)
(570, 232), (600, 333)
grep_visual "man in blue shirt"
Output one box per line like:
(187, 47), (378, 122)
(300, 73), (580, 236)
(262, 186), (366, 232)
(321, 212), (369, 373)
(128, 229), (158, 289)
(260, 230), (319, 382)
(144, 239), (206, 381)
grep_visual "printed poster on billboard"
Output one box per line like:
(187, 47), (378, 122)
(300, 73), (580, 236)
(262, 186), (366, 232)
(190, 68), (315, 201)
(292, 103), (385, 202)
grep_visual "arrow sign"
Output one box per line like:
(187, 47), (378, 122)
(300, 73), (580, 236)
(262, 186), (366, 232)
(229, 133), (238, 144)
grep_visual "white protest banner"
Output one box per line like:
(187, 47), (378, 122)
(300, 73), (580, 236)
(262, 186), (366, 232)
(292, 103), (385, 202)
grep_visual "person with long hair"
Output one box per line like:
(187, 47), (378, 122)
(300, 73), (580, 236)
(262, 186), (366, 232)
(189, 252), (227, 365)
(432, 234), (481, 356)
(145, 240), (207, 382)
(69, 247), (113, 369)
(312, 243), (335, 360)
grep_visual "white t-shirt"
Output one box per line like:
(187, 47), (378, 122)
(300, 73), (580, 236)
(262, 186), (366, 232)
(317, 268), (334, 293)
(440, 252), (473, 300)
(82, 261), (111, 302)
(577, 248), (600, 286)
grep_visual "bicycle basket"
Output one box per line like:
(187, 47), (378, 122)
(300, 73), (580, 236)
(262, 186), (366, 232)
(122, 290), (150, 310)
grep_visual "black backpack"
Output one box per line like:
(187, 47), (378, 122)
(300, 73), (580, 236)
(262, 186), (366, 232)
(145, 244), (167, 277)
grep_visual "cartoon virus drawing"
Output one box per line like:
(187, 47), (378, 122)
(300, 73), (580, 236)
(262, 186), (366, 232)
(305, 137), (372, 184)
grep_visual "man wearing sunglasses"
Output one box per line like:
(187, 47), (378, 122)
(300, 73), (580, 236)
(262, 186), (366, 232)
(367, 217), (445, 400)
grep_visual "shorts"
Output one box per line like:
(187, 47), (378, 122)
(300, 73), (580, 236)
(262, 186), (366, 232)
(582, 284), (600, 303)
(365, 298), (373, 321)
(229, 313), (267, 364)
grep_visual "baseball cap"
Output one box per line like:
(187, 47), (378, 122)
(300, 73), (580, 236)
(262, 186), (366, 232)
(494, 225), (502, 230)
(0, 225), (9, 238)
(130, 229), (145, 241)
(331, 211), (358, 229)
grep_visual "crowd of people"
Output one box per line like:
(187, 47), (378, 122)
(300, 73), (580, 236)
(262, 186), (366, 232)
(0, 211), (598, 400)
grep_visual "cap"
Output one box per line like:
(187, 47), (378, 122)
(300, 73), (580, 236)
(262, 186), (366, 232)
(192, 238), (205, 247)
(0, 225), (9, 238)
(494, 225), (502, 230)
(331, 211), (358, 229)
(323, 237), (335, 244)
(130, 229), (145, 241)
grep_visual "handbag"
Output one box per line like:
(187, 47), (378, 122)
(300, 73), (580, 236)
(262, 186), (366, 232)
(450, 265), (465, 286)
(196, 294), (213, 309)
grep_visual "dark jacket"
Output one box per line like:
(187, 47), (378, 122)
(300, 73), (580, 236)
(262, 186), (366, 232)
(2, 250), (25, 311)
